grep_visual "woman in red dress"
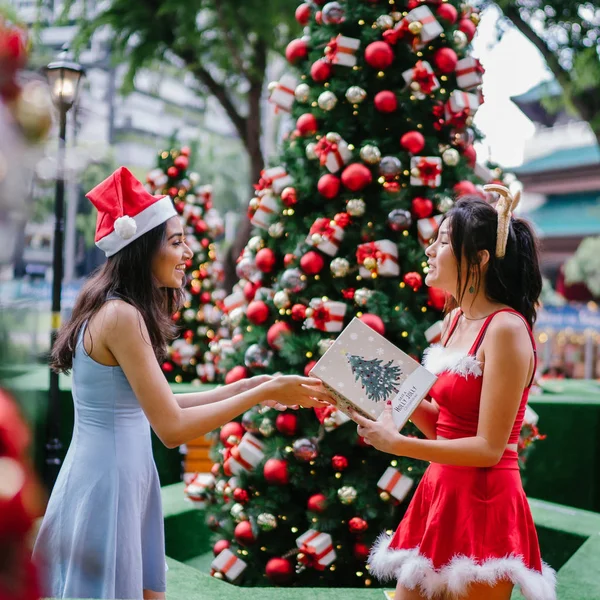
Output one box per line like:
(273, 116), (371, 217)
(353, 187), (556, 600)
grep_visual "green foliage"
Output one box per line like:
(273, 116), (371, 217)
(564, 236), (600, 296)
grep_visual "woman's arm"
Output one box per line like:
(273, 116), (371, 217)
(175, 375), (272, 409)
(408, 398), (440, 440)
(104, 302), (330, 448)
(353, 313), (533, 467)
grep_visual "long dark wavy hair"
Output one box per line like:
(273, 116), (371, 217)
(443, 197), (542, 328)
(51, 221), (184, 373)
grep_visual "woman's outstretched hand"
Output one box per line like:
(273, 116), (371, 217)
(260, 375), (335, 409)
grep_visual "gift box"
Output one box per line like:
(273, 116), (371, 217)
(315, 134), (352, 174)
(410, 156), (442, 188)
(402, 60), (440, 95)
(223, 290), (246, 313)
(425, 320), (443, 344)
(327, 34), (360, 68)
(377, 466), (414, 502)
(197, 184), (213, 205)
(309, 318), (437, 426)
(269, 73), (297, 112)
(444, 90), (480, 122)
(184, 473), (215, 509)
(306, 218), (345, 257)
(196, 362), (216, 383)
(211, 548), (248, 581)
(524, 404), (539, 427)
(256, 166), (293, 195)
(357, 239), (400, 278)
(455, 56), (484, 91)
(296, 530), (336, 570)
(250, 193), (281, 230)
(324, 408), (351, 432)
(305, 298), (347, 333)
(405, 6), (443, 47)
(229, 432), (265, 475)
(417, 214), (443, 248)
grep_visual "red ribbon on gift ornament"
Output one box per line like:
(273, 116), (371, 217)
(417, 158), (441, 186)
(456, 60), (485, 78)
(314, 137), (343, 168)
(310, 217), (339, 243)
(254, 169), (287, 192)
(412, 60), (437, 94)
(324, 36), (356, 64)
(299, 533), (332, 571)
(356, 242), (398, 270)
(309, 301), (344, 331)
(270, 80), (295, 114)
(383, 19), (411, 45)
(383, 469), (402, 493)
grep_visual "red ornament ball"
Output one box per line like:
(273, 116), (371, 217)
(233, 488), (250, 504)
(296, 113), (318, 136)
(167, 166), (178, 178)
(453, 180), (478, 197)
(284, 253), (297, 267)
(263, 458), (289, 485)
(213, 539), (230, 556)
(404, 271), (423, 291)
(234, 520), (256, 545)
(364, 41), (394, 70)
(169, 187), (179, 198)
(162, 361), (174, 373)
(180, 146), (191, 156)
(300, 251), (325, 275)
(255, 247), (276, 273)
(331, 455), (348, 471)
(374, 90), (398, 113)
(354, 542), (370, 561)
(436, 3), (458, 24)
(433, 47), (458, 74)
(318, 174), (341, 199)
(412, 197), (434, 219)
(219, 421), (245, 447)
(275, 412), (298, 436)
(359, 313), (385, 335)
(247, 300), (270, 325)
(285, 39), (308, 64)
(341, 163), (372, 192)
(225, 365), (247, 384)
(307, 493), (328, 513)
(281, 186), (297, 207)
(266, 557), (294, 585)
(243, 280), (260, 301)
(174, 155), (189, 170)
(304, 360), (317, 376)
(400, 130), (425, 154)
(428, 287), (447, 311)
(311, 59), (332, 82)
(463, 144), (477, 168)
(291, 303), (307, 321)
(200, 291), (212, 304)
(315, 10), (322, 24)
(459, 18), (477, 41)
(267, 321), (293, 350)
(349, 517), (369, 533)
(295, 3), (311, 25)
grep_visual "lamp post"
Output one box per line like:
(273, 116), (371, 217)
(43, 53), (84, 490)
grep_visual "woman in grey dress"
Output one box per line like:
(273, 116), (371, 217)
(32, 167), (331, 599)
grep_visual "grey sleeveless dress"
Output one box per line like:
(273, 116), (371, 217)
(33, 325), (166, 598)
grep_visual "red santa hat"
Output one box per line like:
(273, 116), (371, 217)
(86, 166), (177, 257)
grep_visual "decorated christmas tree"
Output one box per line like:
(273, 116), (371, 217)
(198, 0), (531, 588)
(145, 146), (228, 384)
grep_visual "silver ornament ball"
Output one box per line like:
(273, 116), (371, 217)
(360, 144), (382, 165)
(317, 338), (335, 355)
(230, 503), (248, 522)
(376, 15), (394, 29)
(259, 418), (275, 437)
(318, 90), (338, 111)
(322, 1), (345, 24)
(273, 290), (291, 309)
(242, 409), (260, 434)
(293, 438), (319, 462)
(387, 209), (412, 232)
(453, 29), (468, 49)
(437, 195), (454, 213)
(306, 143), (318, 160)
(244, 343), (272, 369)
(268, 222), (285, 238)
(295, 83), (311, 104)
(280, 268), (306, 293)
(248, 236), (264, 252)
(228, 307), (245, 328)
(354, 288), (373, 307)
(346, 198), (366, 217)
(257, 513), (278, 531)
(330, 257), (350, 278)
(345, 86), (367, 104)
(378, 156), (403, 178)
(442, 148), (460, 166)
(337, 485), (357, 505)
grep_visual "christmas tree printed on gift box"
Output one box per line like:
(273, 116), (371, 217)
(346, 354), (402, 403)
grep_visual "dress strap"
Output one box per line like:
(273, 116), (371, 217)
(469, 308), (537, 388)
(442, 309), (462, 347)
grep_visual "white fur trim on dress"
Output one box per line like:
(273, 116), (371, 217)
(368, 533), (556, 600)
(422, 345), (482, 378)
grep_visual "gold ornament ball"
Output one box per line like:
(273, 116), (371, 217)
(390, 11), (402, 21)
(345, 85), (367, 104)
(249, 197), (260, 210)
(379, 491), (391, 502)
(408, 20), (423, 35)
(376, 15), (394, 29)
(411, 167), (421, 178)
(273, 290), (291, 309)
(360, 144), (382, 165)
(213, 572), (223, 580)
(305, 307), (314, 319)
(346, 198), (366, 217)
(363, 257), (378, 272)
(437, 195), (454, 213)
(410, 81), (421, 92)
(311, 233), (323, 244)
(295, 83), (311, 103)
(453, 29), (468, 49)
(442, 148), (460, 166)
(470, 12), (481, 25)
(318, 90), (338, 111)
(268, 222), (284, 238)
(306, 143), (318, 160)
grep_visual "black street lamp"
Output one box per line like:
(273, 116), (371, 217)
(43, 52), (84, 490)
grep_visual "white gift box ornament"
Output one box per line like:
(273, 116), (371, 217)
(184, 473), (215, 509)
(256, 166), (293, 196)
(402, 60), (440, 95)
(326, 34), (360, 68)
(304, 298), (347, 333)
(211, 548), (248, 581)
(377, 466), (414, 502)
(314, 134), (352, 174)
(410, 156), (442, 188)
(417, 215), (443, 248)
(323, 408), (351, 432)
(405, 6), (443, 48)
(296, 530), (337, 570)
(223, 290), (246, 313)
(228, 432), (265, 475)
(425, 320), (443, 344)
(269, 73), (298, 112)
(357, 239), (400, 278)
(306, 217), (345, 257)
(444, 90), (480, 122)
(250, 193), (281, 230)
(455, 57), (485, 91)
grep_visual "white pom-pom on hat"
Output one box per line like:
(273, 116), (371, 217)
(114, 215), (138, 240)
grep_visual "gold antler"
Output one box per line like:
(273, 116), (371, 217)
(483, 184), (518, 258)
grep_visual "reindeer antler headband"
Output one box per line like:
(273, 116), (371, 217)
(483, 184), (521, 258)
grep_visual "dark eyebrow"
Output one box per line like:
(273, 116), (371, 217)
(168, 232), (183, 240)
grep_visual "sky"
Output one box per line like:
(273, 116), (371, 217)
(470, 5), (552, 168)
